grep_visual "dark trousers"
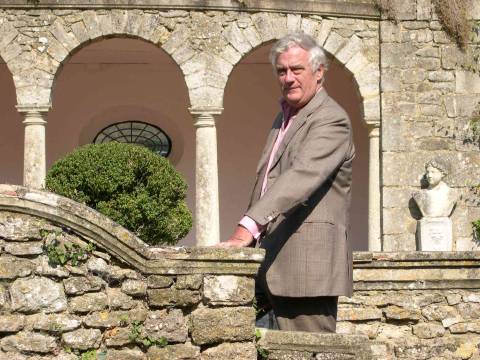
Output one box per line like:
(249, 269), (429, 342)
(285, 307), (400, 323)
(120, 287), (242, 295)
(256, 279), (338, 333)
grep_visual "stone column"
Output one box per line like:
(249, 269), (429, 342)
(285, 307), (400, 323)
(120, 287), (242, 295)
(190, 107), (223, 246)
(367, 122), (381, 251)
(17, 105), (50, 189)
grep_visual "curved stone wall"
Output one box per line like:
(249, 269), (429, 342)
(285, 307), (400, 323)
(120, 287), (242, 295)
(0, 184), (264, 359)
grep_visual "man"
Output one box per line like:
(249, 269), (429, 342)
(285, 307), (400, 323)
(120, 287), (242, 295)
(219, 32), (355, 333)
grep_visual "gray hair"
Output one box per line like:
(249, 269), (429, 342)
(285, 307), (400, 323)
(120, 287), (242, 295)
(269, 32), (329, 72)
(425, 157), (450, 176)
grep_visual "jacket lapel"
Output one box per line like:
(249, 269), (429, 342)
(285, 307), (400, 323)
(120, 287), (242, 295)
(269, 89), (329, 170)
(255, 113), (283, 174)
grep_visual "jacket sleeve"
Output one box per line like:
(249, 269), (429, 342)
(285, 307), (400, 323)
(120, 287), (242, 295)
(245, 111), (352, 226)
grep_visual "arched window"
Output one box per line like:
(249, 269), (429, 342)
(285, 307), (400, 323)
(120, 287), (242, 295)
(93, 121), (171, 157)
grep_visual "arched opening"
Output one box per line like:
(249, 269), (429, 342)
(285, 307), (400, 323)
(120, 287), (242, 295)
(0, 56), (23, 184)
(219, 44), (369, 251)
(49, 37), (195, 245)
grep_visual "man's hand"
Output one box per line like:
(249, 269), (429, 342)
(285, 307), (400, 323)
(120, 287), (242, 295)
(218, 225), (254, 248)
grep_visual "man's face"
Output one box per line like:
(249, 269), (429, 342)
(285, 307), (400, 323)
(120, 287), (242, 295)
(275, 46), (324, 109)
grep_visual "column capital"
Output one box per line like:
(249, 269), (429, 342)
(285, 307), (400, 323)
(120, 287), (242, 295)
(16, 104), (51, 114)
(366, 121), (380, 137)
(189, 107), (223, 128)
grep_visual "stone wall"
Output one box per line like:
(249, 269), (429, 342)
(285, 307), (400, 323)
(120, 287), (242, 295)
(0, 184), (264, 359)
(338, 252), (480, 359)
(380, 0), (480, 251)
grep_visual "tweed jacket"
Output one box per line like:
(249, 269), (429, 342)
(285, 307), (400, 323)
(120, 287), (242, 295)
(246, 89), (355, 297)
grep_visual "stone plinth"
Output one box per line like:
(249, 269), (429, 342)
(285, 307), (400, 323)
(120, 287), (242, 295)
(417, 217), (453, 251)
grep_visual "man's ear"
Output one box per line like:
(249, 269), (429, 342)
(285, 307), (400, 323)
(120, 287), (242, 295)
(316, 65), (324, 83)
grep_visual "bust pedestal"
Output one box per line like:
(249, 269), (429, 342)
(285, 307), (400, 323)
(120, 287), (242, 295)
(417, 217), (453, 251)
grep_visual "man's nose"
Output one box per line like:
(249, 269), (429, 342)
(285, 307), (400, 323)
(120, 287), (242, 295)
(285, 69), (295, 83)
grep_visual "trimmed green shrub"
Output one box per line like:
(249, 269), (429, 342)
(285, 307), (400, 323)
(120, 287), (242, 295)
(46, 142), (192, 245)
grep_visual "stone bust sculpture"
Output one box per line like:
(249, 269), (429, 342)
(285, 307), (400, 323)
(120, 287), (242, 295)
(412, 158), (457, 218)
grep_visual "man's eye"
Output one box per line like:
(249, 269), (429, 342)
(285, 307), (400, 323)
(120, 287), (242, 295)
(277, 69), (286, 76)
(292, 68), (303, 75)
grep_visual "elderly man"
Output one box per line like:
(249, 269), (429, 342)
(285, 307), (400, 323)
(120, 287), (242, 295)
(220, 32), (355, 333)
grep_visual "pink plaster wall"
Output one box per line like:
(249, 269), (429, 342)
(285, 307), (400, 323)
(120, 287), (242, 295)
(0, 61), (23, 184)
(0, 39), (369, 249)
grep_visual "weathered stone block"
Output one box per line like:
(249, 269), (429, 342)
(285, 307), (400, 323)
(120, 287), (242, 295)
(413, 322), (445, 338)
(4, 241), (43, 256)
(446, 293), (462, 306)
(0, 257), (35, 279)
(381, 43), (416, 68)
(146, 343), (200, 360)
(104, 327), (132, 347)
(428, 71), (454, 82)
(324, 31), (345, 55)
(1, 332), (56, 353)
(0, 285), (6, 310)
(242, 25), (261, 48)
(142, 309), (188, 343)
(422, 303), (459, 321)
(450, 320), (480, 334)
(456, 70), (480, 94)
(63, 275), (105, 295)
(203, 275), (254, 305)
(383, 305), (421, 321)
(457, 302), (480, 320)
(337, 307), (383, 321)
(200, 342), (256, 360)
(176, 275), (203, 290)
(107, 287), (136, 310)
(0, 213), (44, 241)
(147, 275), (174, 289)
(464, 293), (480, 303)
(251, 13), (275, 41)
(62, 328), (102, 350)
(10, 276), (67, 313)
(122, 279), (147, 296)
(0, 315), (24, 333)
(376, 323), (412, 340)
(394, 337), (457, 359)
(50, 19), (79, 52)
(34, 255), (70, 278)
(224, 22), (252, 55)
(82, 10), (103, 39)
(28, 313), (81, 332)
(106, 348), (146, 360)
(86, 257), (108, 275)
(69, 292), (108, 313)
(148, 288), (200, 307)
(190, 307), (255, 345)
(417, 0), (432, 20)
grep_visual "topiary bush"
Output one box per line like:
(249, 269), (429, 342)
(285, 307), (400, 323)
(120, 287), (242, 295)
(46, 142), (192, 246)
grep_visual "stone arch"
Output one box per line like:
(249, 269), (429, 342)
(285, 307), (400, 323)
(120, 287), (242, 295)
(218, 13), (381, 249)
(0, 10), (197, 107)
(218, 12), (380, 123)
(45, 11), (190, 107)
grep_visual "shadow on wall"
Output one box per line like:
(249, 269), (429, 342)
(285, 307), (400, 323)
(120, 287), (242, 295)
(0, 56), (23, 185)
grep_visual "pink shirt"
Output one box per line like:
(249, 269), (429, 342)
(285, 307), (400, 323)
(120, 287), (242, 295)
(239, 101), (297, 239)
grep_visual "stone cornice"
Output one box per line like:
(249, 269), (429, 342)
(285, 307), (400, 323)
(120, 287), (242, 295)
(0, 0), (380, 19)
(0, 184), (264, 275)
(353, 251), (480, 290)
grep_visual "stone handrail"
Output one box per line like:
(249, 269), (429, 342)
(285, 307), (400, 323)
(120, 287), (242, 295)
(0, 184), (264, 275)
